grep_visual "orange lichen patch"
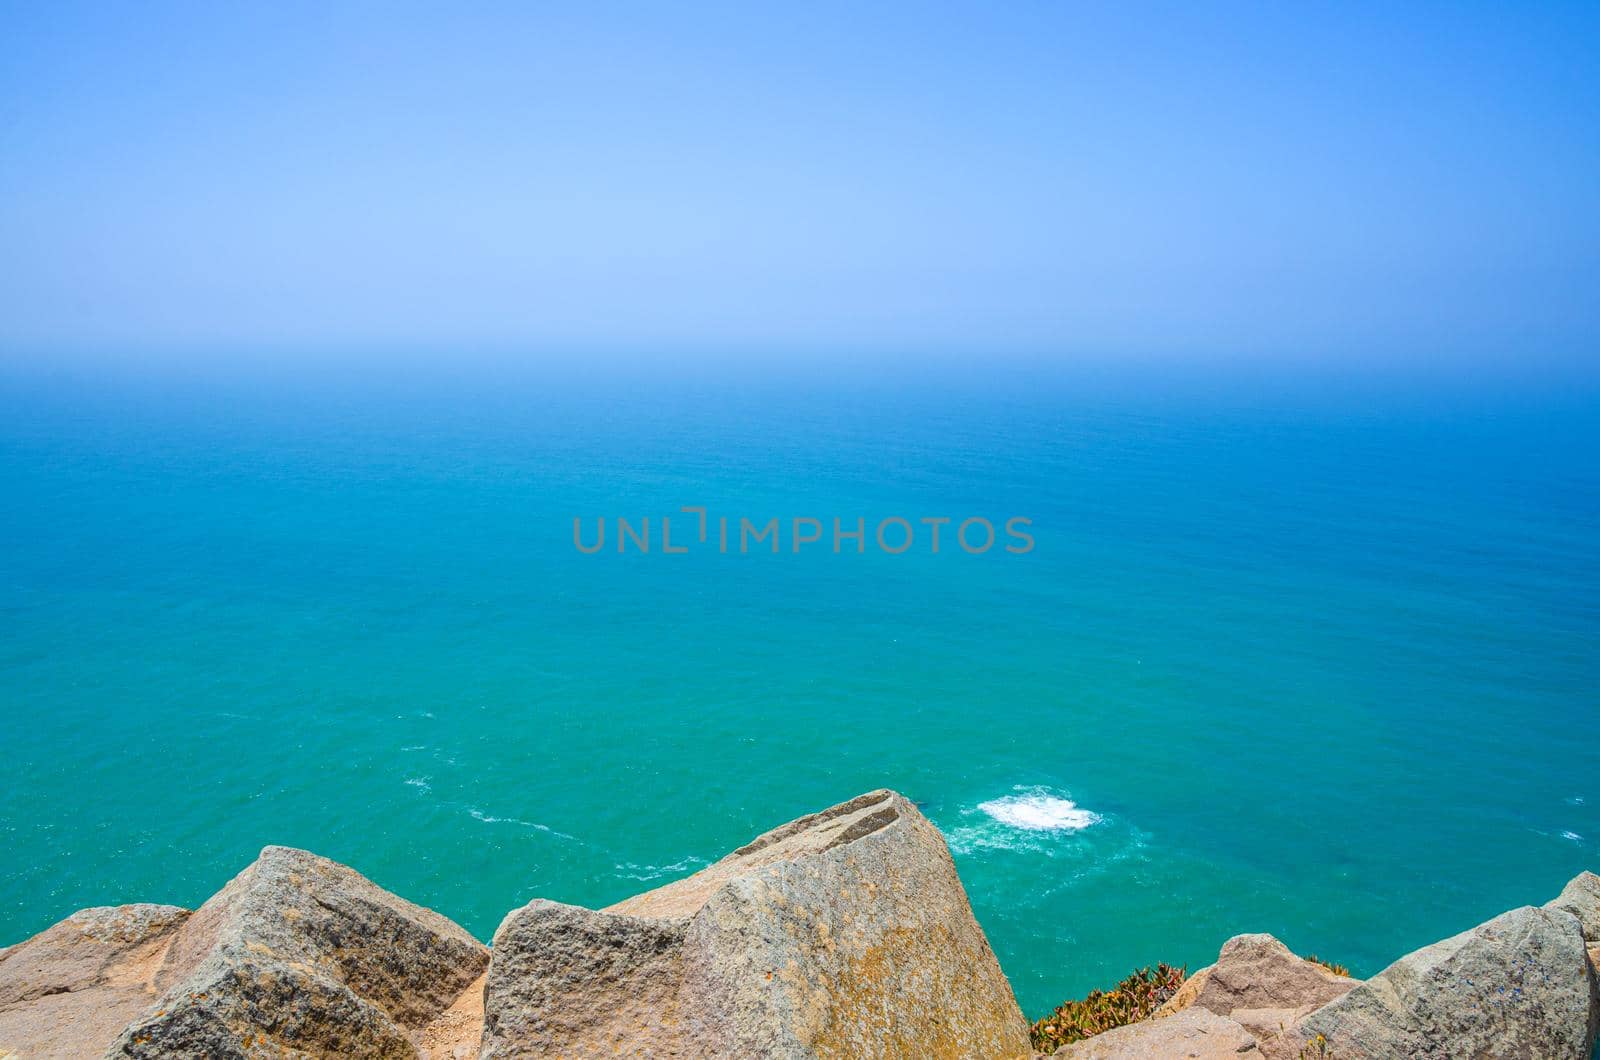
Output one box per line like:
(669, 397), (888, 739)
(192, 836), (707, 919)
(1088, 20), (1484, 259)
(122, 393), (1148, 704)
(807, 925), (1025, 1059)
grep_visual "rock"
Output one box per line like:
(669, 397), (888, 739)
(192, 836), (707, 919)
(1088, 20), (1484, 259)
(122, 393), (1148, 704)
(1228, 1007), (1319, 1060)
(483, 789), (1031, 1059)
(108, 846), (488, 1058)
(1150, 933), (1356, 1059)
(1298, 904), (1598, 1059)
(418, 973), (487, 1060)
(482, 900), (690, 1055)
(1546, 871), (1600, 943)
(1051, 1006), (1261, 1058)
(1183, 934), (1355, 1018)
(1152, 964), (1211, 1018)
(0, 905), (190, 1058)
(1546, 871), (1600, 1053)
(115, 951), (418, 1059)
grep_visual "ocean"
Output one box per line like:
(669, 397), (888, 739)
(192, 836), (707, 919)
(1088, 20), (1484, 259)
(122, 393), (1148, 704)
(2, 357), (1596, 1017)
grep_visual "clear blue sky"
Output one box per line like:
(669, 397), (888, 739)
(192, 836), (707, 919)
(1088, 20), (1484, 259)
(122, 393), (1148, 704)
(2, 1), (1597, 368)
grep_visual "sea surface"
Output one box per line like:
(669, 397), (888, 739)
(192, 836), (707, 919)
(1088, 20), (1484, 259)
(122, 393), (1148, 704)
(2, 358), (1597, 1017)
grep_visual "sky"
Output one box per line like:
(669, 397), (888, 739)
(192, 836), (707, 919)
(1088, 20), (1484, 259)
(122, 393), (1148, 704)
(1, 1), (1597, 370)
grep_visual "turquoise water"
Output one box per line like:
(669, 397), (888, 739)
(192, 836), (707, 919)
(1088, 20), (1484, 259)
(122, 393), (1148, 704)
(2, 360), (1597, 1017)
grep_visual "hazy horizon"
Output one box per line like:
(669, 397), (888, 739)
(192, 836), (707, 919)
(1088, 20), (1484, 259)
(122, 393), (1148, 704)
(3, 1), (1598, 371)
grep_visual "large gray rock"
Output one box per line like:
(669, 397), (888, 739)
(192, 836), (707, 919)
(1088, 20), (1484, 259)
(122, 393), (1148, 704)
(116, 951), (419, 1059)
(1298, 904), (1598, 1059)
(483, 789), (1031, 1059)
(107, 846), (488, 1058)
(1052, 1006), (1261, 1058)
(0, 905), (191, 1058)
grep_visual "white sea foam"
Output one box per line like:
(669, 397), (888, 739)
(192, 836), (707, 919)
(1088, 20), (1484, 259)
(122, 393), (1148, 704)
(614, 856), (710, 882)
(977, 790), (1101, 832)
(469, 808), (544, 829)
(404, 776), (432, 793)
(468, 808), (576, 840)
(945, 786), (1104, 856)
(1562, 830), (1583, 843)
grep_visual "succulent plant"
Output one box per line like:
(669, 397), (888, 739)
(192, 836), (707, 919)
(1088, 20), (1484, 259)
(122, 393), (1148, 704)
(1028, 963), (1187, 1051)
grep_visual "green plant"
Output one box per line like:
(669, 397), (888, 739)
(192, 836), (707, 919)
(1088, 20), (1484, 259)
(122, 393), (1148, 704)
(1029, 963), (1186, 1052)
(1298, 1031), (1340, 1057)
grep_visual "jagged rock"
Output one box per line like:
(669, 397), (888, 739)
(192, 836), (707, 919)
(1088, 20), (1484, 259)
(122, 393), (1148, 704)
(1183, 934), (1355, 1017)
(116, 951), (419, 1058)
(418, 972), (488, 1060)
(1298, 904), (1598, 1059)
(1544, 871), (1600, 1056)
(106, 846), (488, 1058)
(0, 905), (191, 1058)
(1546, 871), (1600, 943)
(1230, 1007), (1321, 1060)
(1153, 964), (1211, 1019)
(1150, 933), (1356, 1059)
(483, 789), (1031, 1059)
(482, 900), (689, 1054)
(1051, 1007), (1261, 1058)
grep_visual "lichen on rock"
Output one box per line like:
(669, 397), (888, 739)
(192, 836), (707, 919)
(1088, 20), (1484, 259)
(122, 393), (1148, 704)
(1298, 902), (1597, 1060)
(108, 846), (490, 1058)
(484, 789), (1032, 1059)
